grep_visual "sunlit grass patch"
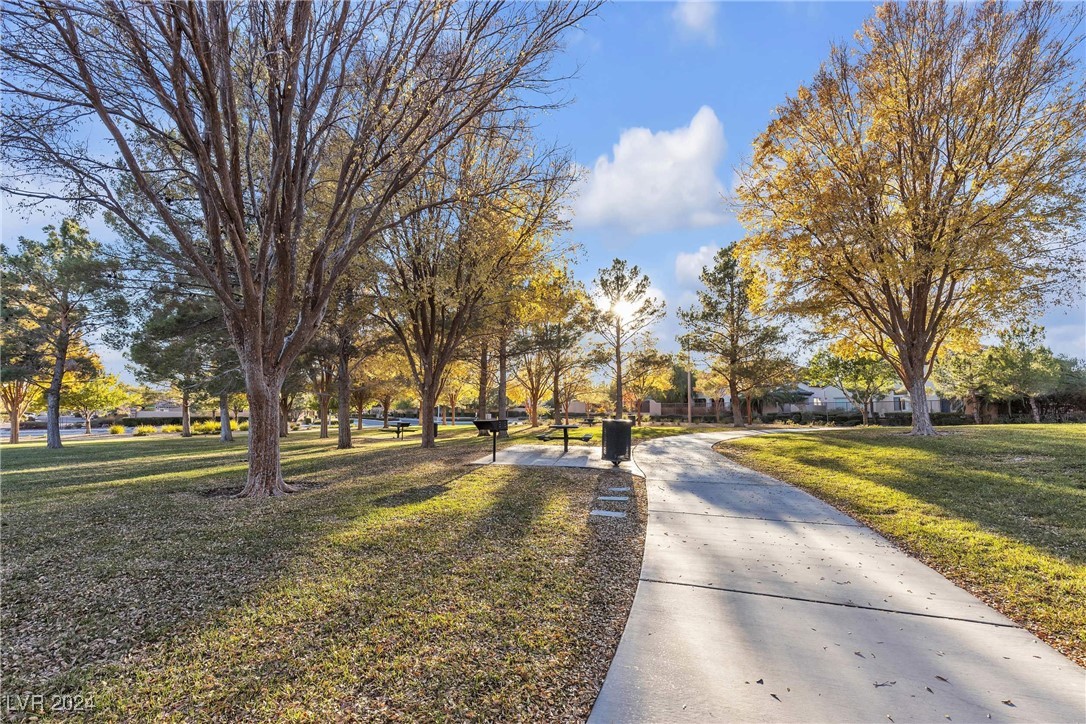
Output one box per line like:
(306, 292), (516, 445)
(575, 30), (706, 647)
(716, 424), (1086, 665)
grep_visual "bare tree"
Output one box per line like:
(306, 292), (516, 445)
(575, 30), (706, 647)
(370, 124), (573, 448)
(3, 0), (595, 495)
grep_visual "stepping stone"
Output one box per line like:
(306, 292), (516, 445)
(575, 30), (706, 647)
(590, 509), (626, 518)
(608, 487), (631, 492)
(597, 495), (629, 502)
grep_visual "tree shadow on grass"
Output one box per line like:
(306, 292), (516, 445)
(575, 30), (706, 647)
(81, 463), (619, 720)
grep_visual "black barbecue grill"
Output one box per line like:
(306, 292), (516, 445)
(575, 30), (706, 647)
(473, 418), (509, 462)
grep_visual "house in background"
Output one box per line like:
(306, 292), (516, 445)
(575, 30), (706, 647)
(763, 383), (955, 416)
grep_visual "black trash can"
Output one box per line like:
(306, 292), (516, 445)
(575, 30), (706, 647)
(601, 419), (633, 466)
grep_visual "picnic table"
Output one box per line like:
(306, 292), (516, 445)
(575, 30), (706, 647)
(547, 423), (585, 453)
(383, 420), (412, 439)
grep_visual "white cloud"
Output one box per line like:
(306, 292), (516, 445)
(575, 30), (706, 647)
(572, 106), (729, 235)
(675, 244), (720, 288)
(672, 1), (717, 44)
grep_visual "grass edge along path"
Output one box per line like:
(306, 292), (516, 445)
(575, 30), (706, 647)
(714, 424), (1086, 667)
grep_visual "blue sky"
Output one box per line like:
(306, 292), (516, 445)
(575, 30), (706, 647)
(540, 0), (1086, 360)
(3, 1), (1084, 384)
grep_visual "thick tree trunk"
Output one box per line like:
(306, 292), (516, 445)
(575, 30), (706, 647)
(219, 393), (233, 442)
(337, 353), (352, 449)
(1028, 395), (1041, 423)
(497, 337), (508, 437)
(907, 376), (936, 435)
(181, 392), (192, 437)
(419, 385), (438, 449)
(381, 395), (392, 428)
(239, 377), (292, 498)
(9, 417), (19, 445)
(971, 394), (983, 424)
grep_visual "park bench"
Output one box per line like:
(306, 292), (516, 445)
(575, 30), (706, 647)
(583, 417), (597, 425)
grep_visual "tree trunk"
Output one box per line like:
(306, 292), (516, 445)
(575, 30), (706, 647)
(971, 394), (983, 424)
(381, 395), (392, 428)
(859, 402), (869, 427)
(614, 322), (624, 418)
(279, 392), (290, 437)
(907, 376), (936, 435)
(336, 350), (352, 449)
(477, 342), (489, 434)
(219, 393), (233, 442)
(497, 337), (508, 437)
(84, 414), (92, 434)
(239, 376), (292, 498)
(9, 416), (19, 445)
(317, 394), (330, 439)
(729, 379), (744, 427)
(450, 395), (457, 425)
(419, 384), (438, 449)
(45, 333), (68, 449)
(746, 395), (753, 425)
(181, 391), (192, 437)
(552, 361), (560, 424)
(1028, 395), (1041, 423)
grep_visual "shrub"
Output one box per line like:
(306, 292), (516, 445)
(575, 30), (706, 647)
(229, 419), (239, 431)
(238, 421), (249, 431)
(160, 424), (183, 433)
(191, 420), (221, 435)
(117, 416), (216, 427)
(133, 425), (156, 436)
(108, 424), (125, 435)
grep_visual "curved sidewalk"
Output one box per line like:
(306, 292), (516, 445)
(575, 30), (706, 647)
(590, 431), (1085, 723)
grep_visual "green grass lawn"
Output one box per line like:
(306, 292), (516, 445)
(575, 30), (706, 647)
(1, 425), (645, 720)
(715, 424), (1086, 665)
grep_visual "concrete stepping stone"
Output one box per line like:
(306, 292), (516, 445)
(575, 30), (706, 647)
(608, 486), (631, 492)
(590, 509), (626, 518)
(597, 495), (629, 502)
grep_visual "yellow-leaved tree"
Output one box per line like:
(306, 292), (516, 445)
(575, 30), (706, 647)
(736, 0), (1086, 435)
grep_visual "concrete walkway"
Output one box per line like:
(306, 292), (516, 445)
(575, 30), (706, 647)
(470, 443), (645, 478)
(590, 431), (1085, 723)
